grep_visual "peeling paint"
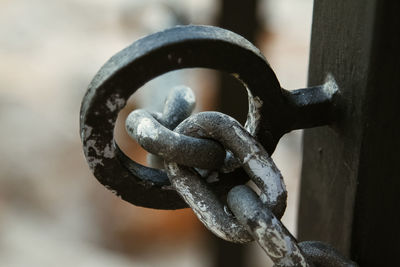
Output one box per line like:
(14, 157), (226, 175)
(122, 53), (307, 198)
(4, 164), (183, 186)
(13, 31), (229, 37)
(106, 94), (126, 112)
(81, 125), (93, 141)
(83, 139), (105, 170)
(85, 139), (101, 156)
(103, 144), (114, 158)
(86, 156), (103, 169)
(182, 88), (195, 105)
(322, 73), (339, 97)
(136, 117), (159, 140)
(247, 155), (286, 205)
(245, 87), (263, 135)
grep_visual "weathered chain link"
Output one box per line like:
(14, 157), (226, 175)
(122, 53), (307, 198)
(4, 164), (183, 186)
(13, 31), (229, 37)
(169, 111), (287, 218)
(125, 87), (357, 267)
(146, 85), (198, 169)
(228, 185), (308, 266)
(126, 86), (226, 170)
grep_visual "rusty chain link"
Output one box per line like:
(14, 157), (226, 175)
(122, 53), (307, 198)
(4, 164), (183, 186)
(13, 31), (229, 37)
(124, 87), (357, 267)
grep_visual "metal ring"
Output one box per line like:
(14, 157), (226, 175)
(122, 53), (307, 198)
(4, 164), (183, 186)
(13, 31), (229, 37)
(80, 25), (286, 209)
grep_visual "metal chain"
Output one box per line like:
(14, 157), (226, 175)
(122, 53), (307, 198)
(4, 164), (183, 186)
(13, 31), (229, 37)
(125, 87), (357, 267)
(80, 25), (340, 210)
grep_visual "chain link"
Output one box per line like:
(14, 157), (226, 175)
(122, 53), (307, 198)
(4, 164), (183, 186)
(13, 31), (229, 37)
(228, 185), (308, 266)
(126, 108), (226, 170)
(125, 87), (357, 267)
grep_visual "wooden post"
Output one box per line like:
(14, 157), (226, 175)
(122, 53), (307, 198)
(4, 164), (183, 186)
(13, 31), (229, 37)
(298, 1), (400, 266)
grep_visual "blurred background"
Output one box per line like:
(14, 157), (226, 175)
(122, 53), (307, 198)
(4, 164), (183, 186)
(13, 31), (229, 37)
(0, 0), (313, 266)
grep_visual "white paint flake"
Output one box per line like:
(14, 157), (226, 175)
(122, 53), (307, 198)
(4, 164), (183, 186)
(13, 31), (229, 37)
(245, 87), (263, 135)
(105, 94), (126, 112)
(246, 155), (286, 204)
(182, 89), (195, 105)
(81, 125), (93, 141)
(103, 144), (114, 158)
(136, 117), (158, 140)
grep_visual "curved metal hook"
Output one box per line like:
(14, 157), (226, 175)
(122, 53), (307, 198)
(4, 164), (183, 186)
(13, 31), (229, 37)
(80, 25), (284, 209)
(80, 25), (338, 209)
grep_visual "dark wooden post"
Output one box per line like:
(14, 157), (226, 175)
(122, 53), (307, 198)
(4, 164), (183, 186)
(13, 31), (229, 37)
(298, 1), (400, 266)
